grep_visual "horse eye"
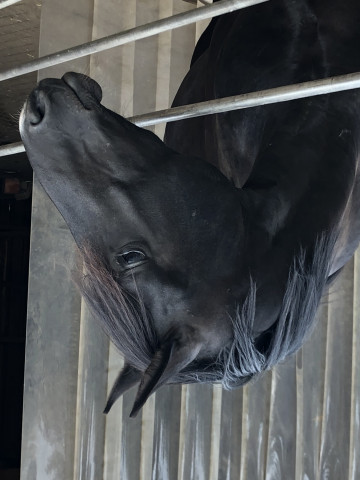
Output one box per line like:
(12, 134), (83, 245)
(116, 249), (147, 268)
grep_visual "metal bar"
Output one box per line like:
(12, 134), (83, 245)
(0, 0), (21, 9)
(0, 141), (25, 156)
(3, 71), (360, 158)
(129, 71), (360, 126)
(0, 0), (267, 82)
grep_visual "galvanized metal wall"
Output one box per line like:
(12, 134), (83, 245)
(21, 1), (360, 479)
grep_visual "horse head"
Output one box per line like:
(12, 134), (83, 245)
(21, 72), (272, 416)
(19, 0), (360, 417)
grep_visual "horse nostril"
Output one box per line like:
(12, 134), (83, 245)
(28, 89), (46, 125)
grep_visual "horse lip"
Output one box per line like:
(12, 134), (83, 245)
(62, 72), (103, 109)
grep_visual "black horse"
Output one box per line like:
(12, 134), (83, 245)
(20, 0), (360, 417)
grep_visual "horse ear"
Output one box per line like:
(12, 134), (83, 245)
(103, 363), (141, 414)
(130, 325), (202, 418)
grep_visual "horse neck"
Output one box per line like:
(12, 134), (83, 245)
(237, 99), (360, 295)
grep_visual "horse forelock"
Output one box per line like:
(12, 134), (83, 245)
(78, 246), (158, 371)
(76, 230), (338, 390)
(77, 247), (226, 385)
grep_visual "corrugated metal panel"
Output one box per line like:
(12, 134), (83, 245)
(21, 1), (360, 479)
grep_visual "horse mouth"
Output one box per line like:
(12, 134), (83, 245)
(62, 72), (103, 108)
(20, 72), (103, 128)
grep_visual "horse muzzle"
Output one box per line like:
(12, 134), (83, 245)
(20, 72), (103, 131)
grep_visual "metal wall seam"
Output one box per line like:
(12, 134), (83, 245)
(20, 0), (94, 478)
(90, 1), (134, 479)
(318, 260), (354, 479)
(349, 250), (360, 480)
(208, 386), (222, 480)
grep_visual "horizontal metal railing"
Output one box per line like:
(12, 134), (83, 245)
(2, 0), (360, 159)
(129, 71), (360, 126)
(0, 0), (21, 9)
(2, 71), (360, 157)
(0, 141), (24, 156)
(0, 0), (267, 82)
